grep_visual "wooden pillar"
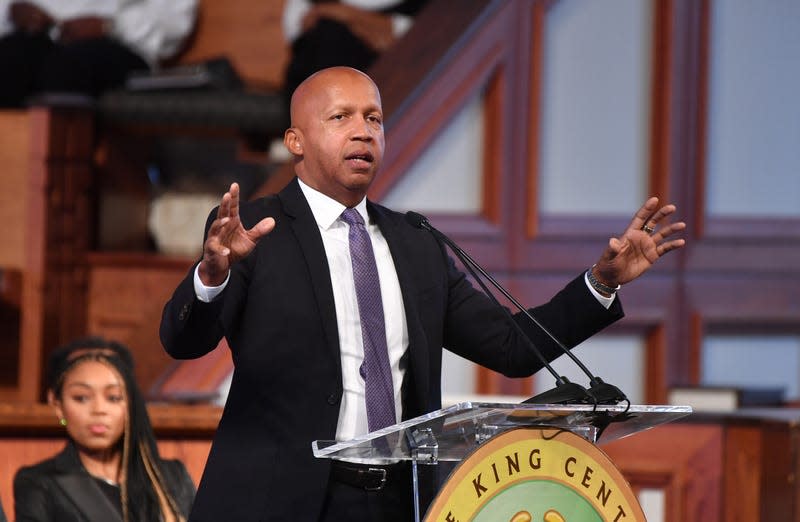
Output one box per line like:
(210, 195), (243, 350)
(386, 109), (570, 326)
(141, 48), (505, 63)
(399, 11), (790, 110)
(16, 106), (95, 402)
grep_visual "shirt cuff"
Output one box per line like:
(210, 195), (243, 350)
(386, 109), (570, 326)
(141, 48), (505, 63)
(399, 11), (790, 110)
(193, 264), (230, 303)
(584, 271), (615, 309)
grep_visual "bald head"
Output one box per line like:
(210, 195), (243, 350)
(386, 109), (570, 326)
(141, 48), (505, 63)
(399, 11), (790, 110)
(289, 67), (382, 127)
(282, 66), (386, 207)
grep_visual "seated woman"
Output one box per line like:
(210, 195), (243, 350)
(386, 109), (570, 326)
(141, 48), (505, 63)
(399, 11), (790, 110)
(0, 0), (198, 107)
(13, 337), (195, 522)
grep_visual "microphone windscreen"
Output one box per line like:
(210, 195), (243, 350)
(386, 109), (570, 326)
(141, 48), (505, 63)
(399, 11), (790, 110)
(405, 211), (428, 229)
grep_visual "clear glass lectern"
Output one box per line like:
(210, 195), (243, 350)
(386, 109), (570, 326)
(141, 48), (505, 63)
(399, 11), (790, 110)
(313, 401), (691, 521)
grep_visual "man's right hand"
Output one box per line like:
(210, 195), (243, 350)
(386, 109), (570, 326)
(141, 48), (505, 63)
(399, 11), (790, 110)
(198, 183), (275, 286)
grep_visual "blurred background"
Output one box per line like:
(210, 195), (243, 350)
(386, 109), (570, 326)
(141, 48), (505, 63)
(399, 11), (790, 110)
(0, 0), (798, 519)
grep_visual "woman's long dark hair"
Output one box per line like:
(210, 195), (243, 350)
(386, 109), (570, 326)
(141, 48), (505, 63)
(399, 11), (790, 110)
(49, 337), (186, 522)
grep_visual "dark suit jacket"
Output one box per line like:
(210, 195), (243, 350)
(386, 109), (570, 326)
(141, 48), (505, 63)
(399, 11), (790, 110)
(160, 177), (624, 521)
(13, 442), (195, 522)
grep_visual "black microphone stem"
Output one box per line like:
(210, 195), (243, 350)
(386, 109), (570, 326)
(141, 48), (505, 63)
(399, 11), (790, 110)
(407, 211), (627, 405)
(410, 216), (590, 404)
(454, 247), (593, 405)
(434, 229), (597, 381)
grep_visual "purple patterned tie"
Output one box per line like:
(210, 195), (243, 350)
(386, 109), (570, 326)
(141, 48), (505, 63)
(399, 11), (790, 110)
(341, 208), (396, 431)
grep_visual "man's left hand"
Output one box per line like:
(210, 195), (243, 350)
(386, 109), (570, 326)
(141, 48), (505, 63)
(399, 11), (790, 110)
(592, 196), (686, 288)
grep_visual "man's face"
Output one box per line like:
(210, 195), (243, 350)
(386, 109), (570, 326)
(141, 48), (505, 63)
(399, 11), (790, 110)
(287, 68), (385, 207)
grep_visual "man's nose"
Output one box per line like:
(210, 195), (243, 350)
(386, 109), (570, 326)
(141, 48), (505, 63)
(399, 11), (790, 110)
(351, 118), (375, 140)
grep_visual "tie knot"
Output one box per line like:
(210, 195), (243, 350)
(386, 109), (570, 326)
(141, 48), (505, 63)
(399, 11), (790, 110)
(341, 208), (365, 227)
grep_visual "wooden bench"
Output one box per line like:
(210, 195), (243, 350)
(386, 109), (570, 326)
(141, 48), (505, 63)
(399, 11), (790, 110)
(97, 0), (291, 139)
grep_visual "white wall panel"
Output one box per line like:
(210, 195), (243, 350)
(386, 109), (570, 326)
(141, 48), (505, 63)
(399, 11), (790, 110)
(702, 334), (800, 399)
(533, 334), (646, 404)
(539, 0), (653, 215)
(638, 489), (665, 522)
(382, 94), (484, 214)
(383, 95), (486, 397)
(706, 0), (800, 217)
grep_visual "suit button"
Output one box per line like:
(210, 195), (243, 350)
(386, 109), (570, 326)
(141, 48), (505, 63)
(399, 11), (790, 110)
(178, 303), (191, 320)
(327, 394), (338, 405)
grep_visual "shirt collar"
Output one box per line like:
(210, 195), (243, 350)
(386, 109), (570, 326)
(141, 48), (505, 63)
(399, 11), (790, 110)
(297, 178), (369, 230)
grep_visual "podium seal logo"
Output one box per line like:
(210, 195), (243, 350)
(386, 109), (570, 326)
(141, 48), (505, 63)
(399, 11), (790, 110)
(424, 428), (645, 522)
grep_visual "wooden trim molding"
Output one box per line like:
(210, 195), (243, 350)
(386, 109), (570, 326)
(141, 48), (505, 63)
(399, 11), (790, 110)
(524, 1), (546, 239)
(0, 402), (221, 437)
(602, 423), (723, 520)
(648, 0), (674, 201)
(0, 106), (96, 403)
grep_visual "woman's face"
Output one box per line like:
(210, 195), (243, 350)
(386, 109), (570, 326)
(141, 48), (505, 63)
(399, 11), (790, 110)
(53, 359), (127, 453)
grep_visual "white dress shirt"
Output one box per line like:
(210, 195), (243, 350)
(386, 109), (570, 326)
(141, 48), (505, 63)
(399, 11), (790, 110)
(0, 0), (198, 64)
(193, 180), (614, 440)
(194, 179), (407, 441)
(281, 0), (414, 44)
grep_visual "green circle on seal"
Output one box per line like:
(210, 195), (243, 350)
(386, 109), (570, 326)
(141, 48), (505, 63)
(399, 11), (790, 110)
(423, 428), (645, 521)
(473, 480), (602, 521)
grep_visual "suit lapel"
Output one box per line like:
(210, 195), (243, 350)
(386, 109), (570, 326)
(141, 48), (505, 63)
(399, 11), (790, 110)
(51, 444), (124, 522)
(279, 179), (343, 383)
(54, 475), (124, 522)
(276, 181), (433, 414)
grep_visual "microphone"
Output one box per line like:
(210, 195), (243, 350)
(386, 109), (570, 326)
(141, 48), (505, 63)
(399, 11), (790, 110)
(405, 211), (627, 405)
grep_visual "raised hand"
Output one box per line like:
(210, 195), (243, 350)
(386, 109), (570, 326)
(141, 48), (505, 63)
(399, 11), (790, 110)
(592, 196), (686, 289)
(198, 183), (275, 286)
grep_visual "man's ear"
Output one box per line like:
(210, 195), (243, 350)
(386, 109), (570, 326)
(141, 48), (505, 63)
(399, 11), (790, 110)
(284, 128), (303, 155)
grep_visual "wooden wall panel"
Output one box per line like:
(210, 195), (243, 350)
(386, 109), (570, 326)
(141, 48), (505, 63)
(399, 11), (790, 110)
(603, 424), (723, 521)
(86, 254), (195, 396)
(0, 438), (63, 515)
(603, 414), (800, 521)
(176, 0), (289, 90)
(0, 111), (31, 270)
(0, 112), (30, 394)
(0, 107), (96, 403)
